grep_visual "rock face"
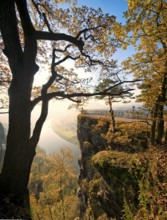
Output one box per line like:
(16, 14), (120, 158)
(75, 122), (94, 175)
(77, 115), (109, 219)
(77, 115), (167, 220)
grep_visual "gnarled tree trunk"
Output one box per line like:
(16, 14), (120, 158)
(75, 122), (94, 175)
(0, 1), (41, 217)
(1, 69), (34, 190)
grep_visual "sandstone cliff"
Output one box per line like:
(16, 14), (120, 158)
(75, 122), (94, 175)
(77, 114), (167, 220)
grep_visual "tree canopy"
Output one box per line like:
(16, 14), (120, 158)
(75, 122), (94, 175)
(29, 147), (78, 220)
(95, 70), (134, 132)
(122, 0), (167, 144)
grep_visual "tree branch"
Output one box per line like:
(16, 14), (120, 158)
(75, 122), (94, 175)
(0, 0), (23, 74)
(31, 0), (42, 17)
(0, 111), (9, 114)
(15, 0), (35, 35)
(67, 97), (81, 103)
(54, 54), (80, 66)
(29, 99), (49, 150)
(42, 12), (53, 33)
(42, 52), (56, 95)
(16, 0), (38, 73)
(75, 26), (102, 39)
(31, 88), (135, 107)
(80, 50), (116, 68)
(29, 48), (59, 147)
(35, 31), (84, 51)
(54, 44), (72, 53)
(103, 79), (140, 93)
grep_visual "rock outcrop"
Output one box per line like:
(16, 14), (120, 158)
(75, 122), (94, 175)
(77, 114), (167, 220)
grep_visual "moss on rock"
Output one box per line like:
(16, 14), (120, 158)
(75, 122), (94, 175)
(77, 115), (167, 219)
(92, 149), (167, 220)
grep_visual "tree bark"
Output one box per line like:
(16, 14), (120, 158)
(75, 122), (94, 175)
(1, 87), (31, 187)
(0, 1), (37, 217)
(108, 96), (115, 133)
(0, 73), (34, 219)
(155, 73), (167, 144)
(156, 104), (164, 144)
(150, 105), (158, 144)
(164, 128), (167, 147)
